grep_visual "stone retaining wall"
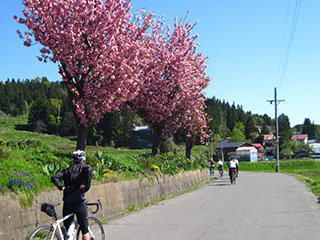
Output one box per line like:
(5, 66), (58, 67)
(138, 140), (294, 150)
(0, 169), (209, 239)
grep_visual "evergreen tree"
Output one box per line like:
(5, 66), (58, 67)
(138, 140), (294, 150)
(237, 105), (247, 125)
(245, 113), (258, 140)
(205, 97), (221, 134)
(28, 98), (54, 132)
(262, 114), (272, 126)
(16, 91), (26, 115)
(226, 107), (235, 132)
(261, 121), (270, 134)
(302, 118), (316, 139)
(59, 112), (76, 136)
(278, 113), (291, 150)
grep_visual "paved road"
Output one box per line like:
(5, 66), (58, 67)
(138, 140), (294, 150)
(103, 172), (320, 240)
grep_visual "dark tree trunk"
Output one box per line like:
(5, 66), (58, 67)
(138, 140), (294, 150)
(64, 80), (88, 151)
(152, 124), (163, 156)
(186, 137), (194, 159)
(76, 124), (87, 151)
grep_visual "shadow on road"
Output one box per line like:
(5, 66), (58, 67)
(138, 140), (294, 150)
(208, 175), (233, 187)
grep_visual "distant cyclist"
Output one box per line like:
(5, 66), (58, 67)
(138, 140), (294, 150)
(228, 157), (237, 183)
(210, 158), (215, 174)
(51, 150), (92, 240)
(218, 159), (223, 176)
(234, 157), (239, 177)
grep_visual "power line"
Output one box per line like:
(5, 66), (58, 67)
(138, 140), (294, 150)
(277, 0), (302, 88)
(276, 0), (290, 86)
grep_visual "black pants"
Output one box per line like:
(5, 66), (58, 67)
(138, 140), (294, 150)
(229, 168), (236, 181)
(63, 201), (88, 235)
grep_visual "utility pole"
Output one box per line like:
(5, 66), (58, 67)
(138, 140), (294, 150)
(267, 87), (285, 172)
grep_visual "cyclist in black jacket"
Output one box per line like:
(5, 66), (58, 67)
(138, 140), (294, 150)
(51, 150), (92, 240)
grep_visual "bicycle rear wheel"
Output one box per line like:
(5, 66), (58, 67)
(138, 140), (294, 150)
(28, 225), (60, 240)
(77, 216), (105, 240)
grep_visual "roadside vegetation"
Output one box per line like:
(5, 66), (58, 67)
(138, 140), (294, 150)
(1, 114), (320, 207)
(0, 115), (209, 207)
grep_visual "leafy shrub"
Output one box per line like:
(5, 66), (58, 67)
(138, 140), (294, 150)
(136, 153), (153, 170)
(92, 165), (108, 180)
(28, 151), (60, 165)
(160, 142), (169, 154)
(42, 161), (68, 175)
(95, 151), (142, 172)
(0, 147), (10, 159)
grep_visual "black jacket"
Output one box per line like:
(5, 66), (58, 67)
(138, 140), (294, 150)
(51, 163), (92, 202)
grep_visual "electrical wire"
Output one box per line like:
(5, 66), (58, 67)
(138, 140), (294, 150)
(277, 0), (302, 88)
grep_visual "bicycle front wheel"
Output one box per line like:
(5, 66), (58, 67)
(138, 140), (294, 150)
(28, 225), (60, 240)
(77, 216), (105, 240)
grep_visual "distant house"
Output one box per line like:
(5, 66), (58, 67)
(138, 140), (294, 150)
(263, 134), (274, 142)
(131, 125), (153, 148)
(291, 134), (308, 145)
(215, 142), (252, 161)
(263, 135), (276, 156)
(256, 126), (262, 133)
(252, 143), (265, 154)
(256, 125), (274, 134)
(236, 146), (258, 162)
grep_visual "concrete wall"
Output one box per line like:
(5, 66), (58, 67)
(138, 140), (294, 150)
(0, 169), (209, 240)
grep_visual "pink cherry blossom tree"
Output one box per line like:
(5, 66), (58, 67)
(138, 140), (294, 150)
(182, 96), (211, 159)
(15, 0), (152, 150)
(126, 14), (210, 155)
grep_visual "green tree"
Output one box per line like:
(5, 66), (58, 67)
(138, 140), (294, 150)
(261, 121), (270, 134)
(28, 98), (54, 133)
(230, 121), (245, 142)
(245, 113), (258, 140)
(95, 109), (134, 147)
(302, 118), (316, 139)
(226, 107), (235, 132)
(205, 97), (221, 134)
(278, 113), (291, 150)
(262, 114), (272, 126)
(15, 91), (26, 115)
(237, 105), (247, 125)
(59, 112), (76, 136)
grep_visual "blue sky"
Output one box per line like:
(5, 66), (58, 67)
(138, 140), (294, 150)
(1, 0), (319, 127)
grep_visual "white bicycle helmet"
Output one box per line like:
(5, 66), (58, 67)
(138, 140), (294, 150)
(72, 150), (86, 163)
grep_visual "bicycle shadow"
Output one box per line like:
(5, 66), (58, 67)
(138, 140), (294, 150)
(210, 175), (233, 187)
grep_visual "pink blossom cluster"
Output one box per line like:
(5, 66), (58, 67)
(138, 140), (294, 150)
(15, 0), (210, 142)
(128, 14), (210, 141)
(15, 0), (153, 125)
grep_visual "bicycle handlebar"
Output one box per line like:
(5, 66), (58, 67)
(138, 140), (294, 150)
(85, 199), (102, 214)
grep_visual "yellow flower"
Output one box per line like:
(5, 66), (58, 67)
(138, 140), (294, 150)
(151, 164), (160, 170)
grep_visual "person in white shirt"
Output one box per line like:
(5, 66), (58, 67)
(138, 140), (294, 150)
(218, 160), (223, 176)
(228, 157), (237, 183)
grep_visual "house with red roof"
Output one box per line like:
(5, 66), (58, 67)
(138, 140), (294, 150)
(262, 134), (274, 143)
(291, 134), (308, 145)
(252, 143), (266, 160)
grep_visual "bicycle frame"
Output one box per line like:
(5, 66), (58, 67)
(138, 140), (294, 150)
(32, 200), (103, 240)
(50, 213), (75, 240)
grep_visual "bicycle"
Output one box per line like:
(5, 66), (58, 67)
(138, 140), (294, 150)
(218, 166), (223, 177)
(28, 199), (105, 240)
(210, 164), (215, 175)
(231, 169), (237, 185)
